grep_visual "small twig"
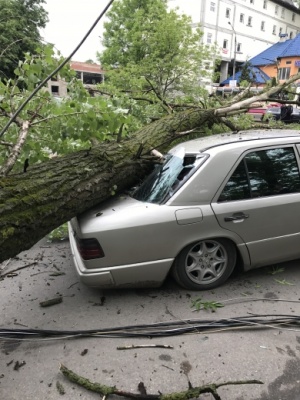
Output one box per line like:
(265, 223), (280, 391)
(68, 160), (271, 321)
(133, 143), (144, 159)
(39, 297), (63, 307)
(13, 361), (26, 371)
(0, 140), (13, 147)
(30, 271), (50, 277)
(68, 281), (79, 289)
(117, 345), (173, 350)
(30, 111), (87, 126)
(0, 261), (37, 279)
(150, 149), (164, 159)
(175, 128), (198, 136)
(49, 271), (66, 277)
(0, 258), (11, 272)
(161, 365), (174, 371)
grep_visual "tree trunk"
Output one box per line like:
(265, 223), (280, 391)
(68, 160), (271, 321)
(1, 72), (299, 263)
(0, 108), (215, 262)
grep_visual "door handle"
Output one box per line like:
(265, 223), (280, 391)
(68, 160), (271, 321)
(224, 213), (249, 222)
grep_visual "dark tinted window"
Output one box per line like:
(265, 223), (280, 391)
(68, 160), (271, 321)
(218, 147), (300, 202)
(218, 160), (250, 202)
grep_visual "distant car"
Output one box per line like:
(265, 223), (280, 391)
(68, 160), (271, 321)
(69, 130), (300, 290)
(246, 103), (281, 121)
(265, 106), (300, 123)
(246, 107), (266, 121)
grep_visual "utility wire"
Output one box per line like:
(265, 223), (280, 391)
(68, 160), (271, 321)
(0, 0), (115, 138)
(1, 315), (300, 341)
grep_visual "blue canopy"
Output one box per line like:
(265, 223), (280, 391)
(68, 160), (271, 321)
(220, 66), (271, 85)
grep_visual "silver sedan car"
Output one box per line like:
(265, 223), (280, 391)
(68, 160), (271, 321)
(68, 130), (300, 290)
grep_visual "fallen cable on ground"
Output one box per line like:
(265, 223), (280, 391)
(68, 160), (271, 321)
(0, 314), (300, 341)
(60, 363), (263, 400)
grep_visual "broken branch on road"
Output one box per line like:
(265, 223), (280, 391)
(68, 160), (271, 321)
(60, 363), (263, 400)
(117, 344), (174, 350)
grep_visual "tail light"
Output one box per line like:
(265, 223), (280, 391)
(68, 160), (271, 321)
(75, 237), (105, 260)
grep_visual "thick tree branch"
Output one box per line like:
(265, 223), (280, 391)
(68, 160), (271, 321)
(1, 74), (300, 262)
(60, 364), (263, 400)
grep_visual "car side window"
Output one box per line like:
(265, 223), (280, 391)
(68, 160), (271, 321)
(218, 147), (300, 202)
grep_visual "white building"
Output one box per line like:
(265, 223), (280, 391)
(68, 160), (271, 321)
(168, 0), (300, 83)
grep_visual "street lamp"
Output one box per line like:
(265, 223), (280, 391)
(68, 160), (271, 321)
(228, 21), (237, 81)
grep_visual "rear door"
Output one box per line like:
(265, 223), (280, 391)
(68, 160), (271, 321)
(211, 145), (300, 267)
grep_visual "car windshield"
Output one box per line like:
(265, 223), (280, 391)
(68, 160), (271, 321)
(132, 147), (205, 204)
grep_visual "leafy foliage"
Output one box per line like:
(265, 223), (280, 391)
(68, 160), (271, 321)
(0, 0), (48, 80)
(191, 297), (224, 312)
(98, 0), (219, 119)
(0, 45), (133, 173)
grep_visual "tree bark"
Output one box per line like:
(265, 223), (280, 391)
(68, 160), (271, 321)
(1, 73), (299, 263)
(0, 108), (215, 262)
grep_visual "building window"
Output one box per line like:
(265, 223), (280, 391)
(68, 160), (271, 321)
(207, 33), (212, 44)
(279, 27), (283, 35)
(247, 16), (252, 26)
(290, 32), (294, 39)
(292, 13), (296, 22)
(278, 67), (290, 80)
(210, 2), (215, 12)
(261, 21), (265, 31)
(275, 5), (278, 15)
(51, 85), (59, 95)
(281, 8), (285, 19)
(286, 61), (291, 65)
(240, 13), (244, 23)
(263, 0), (267, 9)
(82, 72), (103, 84)
(250, 0), (254, 4)
(223, 39), (228, 49)
(237, 43), (242, 52)
(226, 8), (230, 18)
(272, 25), (277, 35)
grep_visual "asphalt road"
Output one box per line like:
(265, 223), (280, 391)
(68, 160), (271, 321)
(1, 238), (300, 400)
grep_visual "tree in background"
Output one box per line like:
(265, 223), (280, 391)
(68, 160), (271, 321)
(98, 0), (218, 126)
(0, 0), (48, 81)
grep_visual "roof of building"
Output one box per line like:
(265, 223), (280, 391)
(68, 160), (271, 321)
(273, 0), (300, 13)
(70, 61), (104, 74)
(220, 66), (271, 85)
(249, 34), (300, 66)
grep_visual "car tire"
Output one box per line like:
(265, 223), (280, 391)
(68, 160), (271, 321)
(172, 238), (236, 290)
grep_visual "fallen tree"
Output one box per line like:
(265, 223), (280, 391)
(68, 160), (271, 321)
(1, 76), (300, 263)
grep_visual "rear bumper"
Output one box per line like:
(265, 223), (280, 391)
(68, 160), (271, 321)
(68, 222), (173, 288)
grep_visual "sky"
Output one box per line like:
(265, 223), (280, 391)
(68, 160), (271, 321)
(40, 0), (109, 62)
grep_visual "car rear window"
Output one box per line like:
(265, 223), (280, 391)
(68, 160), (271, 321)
(132, 151), (205, 204)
